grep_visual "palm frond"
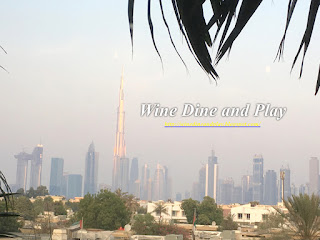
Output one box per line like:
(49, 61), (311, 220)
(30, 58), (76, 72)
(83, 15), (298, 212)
(128, 0), (135, 56)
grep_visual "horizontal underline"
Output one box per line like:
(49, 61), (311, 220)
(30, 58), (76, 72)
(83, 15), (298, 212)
(164, 126), (261, 128)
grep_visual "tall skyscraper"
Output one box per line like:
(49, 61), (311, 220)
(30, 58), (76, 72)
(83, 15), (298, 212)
(112, 72), (127, 191)
(198, 167), (206, 201)
(153, 164), (165, 200)
(252, 154), (264, 203)
(84, 142), (99, 195)
(49, 158), (64, 196)
(241, 175), (253, 204)
(119, 157), (129, 192)
(129, 158), (139, 194)
(141, 164), (150, 200)
(66, 174), (83, 199)
(279, 166), (291, 200)
(219, 178), (234, 204)
(309, 157), (319, 195)
(264, 170), (278, 205)
(205, 150), (219, 201)
(15, 144), (43, 191)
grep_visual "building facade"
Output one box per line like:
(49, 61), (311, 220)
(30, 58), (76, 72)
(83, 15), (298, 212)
(252, 155), (264, 203)
(49, 158), (64, 196)
(84, 142), (99, 195)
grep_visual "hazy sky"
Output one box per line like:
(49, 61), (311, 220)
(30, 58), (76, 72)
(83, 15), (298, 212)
(0, 1), (320, 195)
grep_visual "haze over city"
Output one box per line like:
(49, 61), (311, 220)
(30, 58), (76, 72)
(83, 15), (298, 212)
(1, 0), (320, 196)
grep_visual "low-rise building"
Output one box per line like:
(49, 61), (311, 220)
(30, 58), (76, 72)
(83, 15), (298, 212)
(147, 201), (187, 223)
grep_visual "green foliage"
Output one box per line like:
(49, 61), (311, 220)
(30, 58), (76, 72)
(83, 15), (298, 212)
(53, 201), (67, 216)
(181, 198), (198, 224)
(197, 214), (211, 225)
(132, 213), (189, 240)
(26, 186), (49, 198)
(258, 212), (284, 232)
(181, 197), (223, 226)
(43, 196), (54, 211)
(65, 201), (80, 212)
(275, 194), (320, 240)
(137, 206), (147, 214)
(198, 197), (223, 225)
(33, 198), (44, 215)
(77, 190), (130, 230)
(219, 215), (238, 231)
(0, 200), (21, 233)
(14, 196), (36, 220)
(132, 213), (155, 235)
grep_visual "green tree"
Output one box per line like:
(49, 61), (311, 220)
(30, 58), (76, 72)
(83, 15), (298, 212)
(137, 206), (147, 214)
(16, 188), (24, 195)
(198, 196), (223, 225)
(35, 186), (49, 197)
(15, 196), (36, 220)
(33, 198), (44, 216)
(26, 187), (36, 198)
(77, 190), (130, 230)
(0, 200), (21, 233)
(65, 201), (79, 212)
(197, 214), (211, 225)
(275, 194), (320, 240)
(219, 215), (238, 231)
(132, 213), (155, 235)
(181, 198), (199, 224)
(128, 1), (320, 95)
(43, 197), (54, 212)
(53, 201), (67, 216)
(152, 202), (168, 224)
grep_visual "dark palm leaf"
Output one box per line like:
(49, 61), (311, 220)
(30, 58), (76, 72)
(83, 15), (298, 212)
(128, 0), (134, 56)
(148, 0), (163, 66)
(0, 45), (8, 73)
(128, 0), (320, 95)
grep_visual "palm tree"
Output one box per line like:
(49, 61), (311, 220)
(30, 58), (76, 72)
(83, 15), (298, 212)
(0, 171), (20, 237)
(128, 0), (320, 95)
(152, 202), (168, 224)
(275, 193), (320, 240)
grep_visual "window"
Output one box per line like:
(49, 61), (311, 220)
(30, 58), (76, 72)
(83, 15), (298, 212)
(246, 214), (250, 220)
(172, 211), (177, 217)
(238, 213), (243, 219)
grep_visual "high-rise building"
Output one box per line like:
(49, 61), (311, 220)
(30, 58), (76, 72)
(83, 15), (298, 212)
(15, 144), (43, 191)
(279, 166), (291, 200)
(153, 164), (165, 200)
(119, 157), (129, 192)
(176, 193), (182, 201)
(66, 174), (83, 199)
(205, 150), (219, 201)
(141, 164), (150, 200)
(264, 170), (278, 205)
(198, 167), (206, 201)
(49, 158), (64, 196)
(309, 157), (319, 195)
(112, 72), (127, 191)
(241, 175), (253, 204)
(129, 158), (139, 194)
(220, 178), (234, 204)
(252, 155), (264, 203)
(233, 186), (242, 204)
(84, 142), (99, 195)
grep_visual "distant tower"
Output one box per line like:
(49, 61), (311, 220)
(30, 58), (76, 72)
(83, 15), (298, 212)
(50, 158), (64, 195)
(84, 142), (99, 195)
(66, 174), (83, 199)
(198, 167), (206, 201)
(112, 71), (127, 191)
(241, 175), (253, 204)
(309, 157), (319, 195)
(264, 170), (278, 205)
(129, 158), (139, 194)
(141, 164), (150, 200)
(205, 150), (218, 200)
(15, 144), (43, 191)
(252, 154), (264, 203)
(279, 166), (291, 200)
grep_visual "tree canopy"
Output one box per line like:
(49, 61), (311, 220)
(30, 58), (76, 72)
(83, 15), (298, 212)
(76, 190), (130, 230)
(181, 196), (223, 225)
